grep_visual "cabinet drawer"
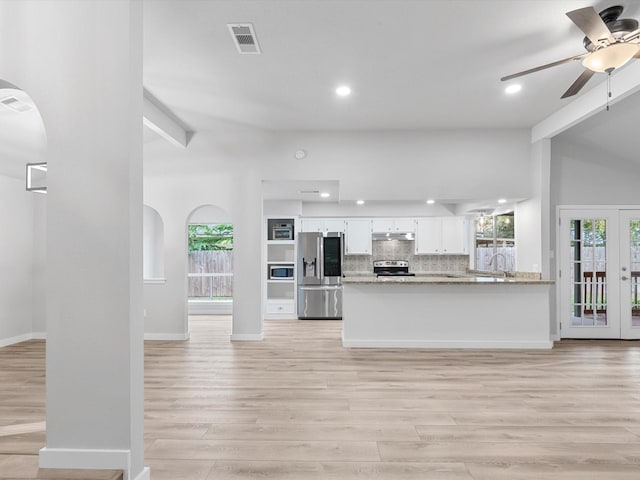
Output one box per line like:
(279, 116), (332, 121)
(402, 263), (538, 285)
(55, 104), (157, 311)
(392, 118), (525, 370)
(266, 300), (295, 314)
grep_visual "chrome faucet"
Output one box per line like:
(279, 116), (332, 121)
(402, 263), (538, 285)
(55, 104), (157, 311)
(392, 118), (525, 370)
(488, 253), (507, 276)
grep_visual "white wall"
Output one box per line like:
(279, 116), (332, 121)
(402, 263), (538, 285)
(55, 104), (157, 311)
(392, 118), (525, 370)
(143, 205), (164, 279)
(0, 176), (35, 346)
(551, 139), (640, 206)
(32, 195), (46, 335)
(548, 137), (640, 338)
(0, 1), (146, 477)
(144, 127), (532, 339)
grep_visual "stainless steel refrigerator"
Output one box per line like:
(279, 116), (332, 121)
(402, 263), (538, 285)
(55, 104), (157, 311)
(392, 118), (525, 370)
(297, 232), (343, 319)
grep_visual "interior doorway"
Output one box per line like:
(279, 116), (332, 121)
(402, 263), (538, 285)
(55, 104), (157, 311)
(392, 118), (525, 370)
(558, 208), (640, 339)
(186, 205), (233, 316)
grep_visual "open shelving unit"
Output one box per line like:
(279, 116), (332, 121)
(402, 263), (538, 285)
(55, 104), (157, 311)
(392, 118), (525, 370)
(265, 218), (297, 319)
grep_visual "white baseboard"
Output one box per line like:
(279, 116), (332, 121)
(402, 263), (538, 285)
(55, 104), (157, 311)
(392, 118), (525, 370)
(131, 466), (150, 480)
(342, 339), (554, 349)
(0, 332), (37, 348)
(39, 447), (130, 472)
(39, 448), (149, 480)
(144, 332), (190, 341)
(230, 333), (264, 341)
(31, 332), (46, 340)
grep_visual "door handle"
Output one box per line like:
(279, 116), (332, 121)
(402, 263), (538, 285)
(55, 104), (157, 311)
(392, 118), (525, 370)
(621, 276), (629, 281)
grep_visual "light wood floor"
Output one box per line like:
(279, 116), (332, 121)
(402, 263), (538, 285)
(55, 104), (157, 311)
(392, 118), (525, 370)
(2, 316), (640, 479)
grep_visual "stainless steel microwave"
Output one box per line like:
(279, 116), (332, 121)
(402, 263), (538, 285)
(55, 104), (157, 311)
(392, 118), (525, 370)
(272, 225), (293, 240)
(269, 265), (294, 280)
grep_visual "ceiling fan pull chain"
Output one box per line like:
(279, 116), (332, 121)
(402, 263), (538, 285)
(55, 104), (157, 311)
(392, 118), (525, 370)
(606, 68), (612, 111)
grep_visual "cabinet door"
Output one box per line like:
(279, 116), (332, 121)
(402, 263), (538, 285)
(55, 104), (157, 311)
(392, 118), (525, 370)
(371, 219), (394, 233)
(394, 218), (416, 232)
(323, 218), (346, 233)
(345, 219), (372, 255)
(441, 217), (468, 254)
(415, 218), (441, 254)
(300, 219), (324, 232)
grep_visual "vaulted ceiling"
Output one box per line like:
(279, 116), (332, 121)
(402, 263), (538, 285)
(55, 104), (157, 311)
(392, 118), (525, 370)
(142, 0), (640, 132)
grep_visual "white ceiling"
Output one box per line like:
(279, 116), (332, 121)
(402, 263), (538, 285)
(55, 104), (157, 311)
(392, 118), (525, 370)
(2, 1), (639, 183)
(143, 0), (640, 131)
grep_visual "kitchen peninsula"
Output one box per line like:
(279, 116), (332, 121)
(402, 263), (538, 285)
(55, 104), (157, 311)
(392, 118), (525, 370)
(342, 274), (554, 349)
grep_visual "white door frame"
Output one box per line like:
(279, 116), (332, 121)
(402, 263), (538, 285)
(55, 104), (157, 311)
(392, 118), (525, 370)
(556, 205), (640, 339)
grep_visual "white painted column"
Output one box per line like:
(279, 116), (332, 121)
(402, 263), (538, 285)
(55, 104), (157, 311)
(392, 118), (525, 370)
(0, 1), (149, 479)
(515, 138), (551, 276)
(231, 171), (264, 340)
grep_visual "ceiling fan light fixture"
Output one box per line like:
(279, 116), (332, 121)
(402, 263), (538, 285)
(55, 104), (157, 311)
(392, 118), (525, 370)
(582, 42), (640, 72)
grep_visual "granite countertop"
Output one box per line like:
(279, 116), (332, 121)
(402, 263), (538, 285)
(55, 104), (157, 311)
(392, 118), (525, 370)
(342, 272), (554, 285)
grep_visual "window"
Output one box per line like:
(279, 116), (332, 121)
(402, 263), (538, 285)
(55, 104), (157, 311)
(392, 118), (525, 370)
(475, 213), (515, 272)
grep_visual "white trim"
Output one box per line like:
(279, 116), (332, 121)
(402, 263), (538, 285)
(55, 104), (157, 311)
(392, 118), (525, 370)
(0, 333), (35, 348)
(39, 447), (129, 472)
(230, 333), (264, 341)
(342, 339), (553, 349)
(144, 332), (190, 341)
(143, 88), (189, 148)
(132, 466), (150, 480)
(532, 61), (640, 142)
(143, 278), (166, 285)
(31, 332), (46, 340)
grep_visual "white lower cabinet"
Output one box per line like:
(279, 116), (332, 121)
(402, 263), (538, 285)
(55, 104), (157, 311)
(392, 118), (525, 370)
(266, 299), (295, 315)
(415, 217), (468, 254)
(345, 219), (372, 255)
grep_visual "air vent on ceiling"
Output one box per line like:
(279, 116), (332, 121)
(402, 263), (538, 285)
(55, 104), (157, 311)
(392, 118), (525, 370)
(299, 190), (320, 194)
(1, 96), (32, 112)
(227, 23), (261, 54)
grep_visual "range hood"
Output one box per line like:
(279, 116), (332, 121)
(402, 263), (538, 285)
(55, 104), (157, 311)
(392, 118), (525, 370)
(372, 232), (415, 241)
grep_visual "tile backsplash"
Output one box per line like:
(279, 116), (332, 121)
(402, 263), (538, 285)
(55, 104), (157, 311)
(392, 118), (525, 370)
(344, 239), (469, 273)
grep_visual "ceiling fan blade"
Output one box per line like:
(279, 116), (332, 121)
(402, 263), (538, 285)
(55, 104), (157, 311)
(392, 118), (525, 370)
(501, 53), (587, 81)
(566, 7), (615, 46)
(560, 69), (595, 99)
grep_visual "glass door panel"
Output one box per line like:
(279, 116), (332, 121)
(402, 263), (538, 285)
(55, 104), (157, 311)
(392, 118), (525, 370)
(569, 219), (607, 327)
(620, 211), (640, 339)
(560, 210), (620, 339)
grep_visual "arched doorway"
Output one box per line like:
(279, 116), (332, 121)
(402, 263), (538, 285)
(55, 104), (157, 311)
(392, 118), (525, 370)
(0, 79), (47, 343)
(186, 205), (234, 319)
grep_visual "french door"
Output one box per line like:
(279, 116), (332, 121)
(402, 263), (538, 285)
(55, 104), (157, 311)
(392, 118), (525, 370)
(559, 209), (640, 339)
(620, 211), (640, 339)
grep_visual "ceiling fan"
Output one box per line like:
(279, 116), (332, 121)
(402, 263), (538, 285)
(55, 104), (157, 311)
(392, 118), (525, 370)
(501, 5), (640, 98)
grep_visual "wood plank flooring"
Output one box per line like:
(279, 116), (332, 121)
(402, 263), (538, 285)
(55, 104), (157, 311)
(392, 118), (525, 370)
(2, 316), (640, 479)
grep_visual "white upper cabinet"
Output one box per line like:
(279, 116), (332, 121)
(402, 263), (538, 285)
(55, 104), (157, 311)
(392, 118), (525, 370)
(344, 219), (372, 255)
(440, 217), (468, 254)
(300, 218), (345, 233)
(415, 217), (468, 255)
(394, 218), (417, 232)
(371, 218), (416, 233)
(415, 217), (442, 254)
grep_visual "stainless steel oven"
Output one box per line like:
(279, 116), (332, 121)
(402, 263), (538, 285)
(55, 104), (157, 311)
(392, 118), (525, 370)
(272, 224), (293, 240)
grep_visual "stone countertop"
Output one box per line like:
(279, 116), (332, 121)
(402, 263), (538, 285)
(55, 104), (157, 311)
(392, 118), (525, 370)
(342, 273), (554, 285)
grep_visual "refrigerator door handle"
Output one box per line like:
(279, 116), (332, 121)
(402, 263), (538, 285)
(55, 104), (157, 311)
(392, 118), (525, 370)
(316, 236), (322, 280)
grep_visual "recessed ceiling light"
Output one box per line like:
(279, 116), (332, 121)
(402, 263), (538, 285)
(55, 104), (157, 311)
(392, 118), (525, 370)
(505, 84), (522, 95)
(336, 85), (351, 97)
(356, 200), (365, 205)
(498, 198), (507, 204)
(320, 192), (330, 198)
(426, 199), (435, 205)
